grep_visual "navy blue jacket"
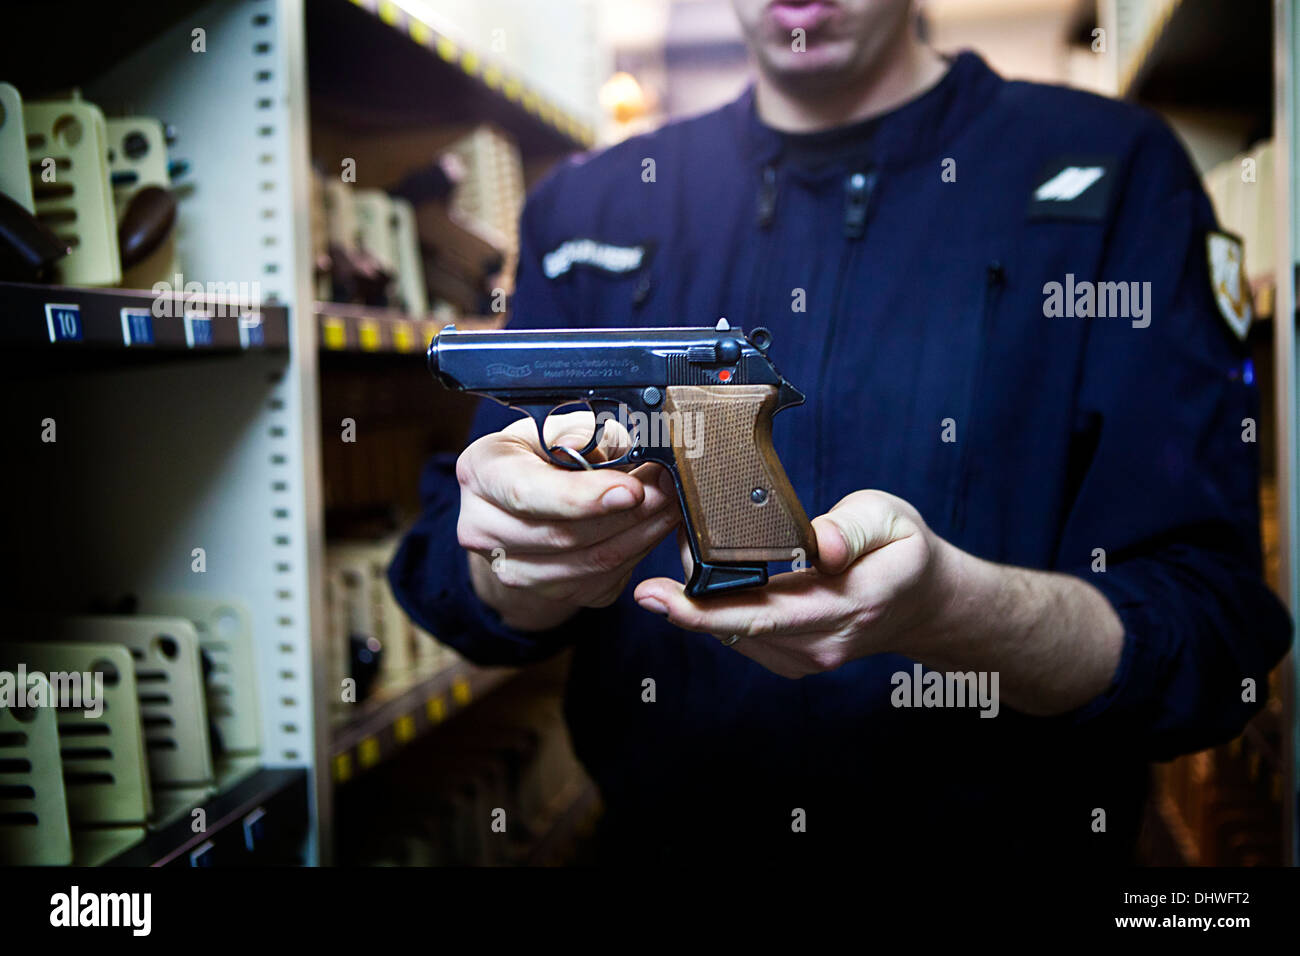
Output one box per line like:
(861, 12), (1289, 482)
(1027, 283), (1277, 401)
(391, 53), (1292, 863)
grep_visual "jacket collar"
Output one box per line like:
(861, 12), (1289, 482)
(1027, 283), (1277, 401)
(728, 51), (1003, 172)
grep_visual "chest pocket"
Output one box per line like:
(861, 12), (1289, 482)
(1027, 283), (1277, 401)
(945, 260), (1007, 533)
(543, 237), (658, 318)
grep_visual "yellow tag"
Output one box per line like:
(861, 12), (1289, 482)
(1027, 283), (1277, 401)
(392, 321), (416, 353)
(461, 50), (480, 76)
(503, 78), (522, 102)
(358, 319), (382, 352)
(378, 0), (400, 27)
(409, 19), (432, 46)
(452, 677), (472, 707)
(426, 695), (446, 723)
(522, 90), (539, 114)
(435, 36), (458, 63)
(333, 753), (353, 783)
(483, 66), (502, 90)
(358, 736), (381, 768)
(322, 316), (346, 350)
(394, 714), (416, 744)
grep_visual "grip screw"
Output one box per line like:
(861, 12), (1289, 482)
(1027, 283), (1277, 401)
(750, 487), (768, 504)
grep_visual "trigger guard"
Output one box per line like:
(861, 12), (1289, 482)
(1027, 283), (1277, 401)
(518, 400), (639, 470)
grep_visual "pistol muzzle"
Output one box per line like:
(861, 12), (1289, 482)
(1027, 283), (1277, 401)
(427, 324), (452, 383)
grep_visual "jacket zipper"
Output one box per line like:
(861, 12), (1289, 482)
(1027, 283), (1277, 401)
(948, 260), (1006, 531)
(740, 165), (780, 324)
(814, 170), (876, 512)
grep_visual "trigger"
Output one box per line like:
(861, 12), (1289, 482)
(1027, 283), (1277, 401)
(577, 416), (606, 456)
(549, 414), (602, 468)
(549, 445), (595, 470)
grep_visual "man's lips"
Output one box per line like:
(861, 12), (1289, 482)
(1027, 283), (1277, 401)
(767, 0), (838, 33)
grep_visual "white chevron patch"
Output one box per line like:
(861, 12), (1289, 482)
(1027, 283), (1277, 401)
(1034, 166), (1105, 202)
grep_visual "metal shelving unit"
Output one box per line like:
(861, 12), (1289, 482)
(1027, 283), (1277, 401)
(1, 0), (325, 862)
(315, 304), (506, 355)
(105, 768), (309, 867)
(330, 660), (516, 784)
(0, 282), (289, 351)
(326, 0), (596, 151)
(317, 303), (440, 356)
(1118, 0), (1272, 123)
(1, 0), (588, 867)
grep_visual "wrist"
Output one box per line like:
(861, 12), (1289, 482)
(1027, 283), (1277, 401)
(468, 551), (580, 632)
(909, 534), (980, 661)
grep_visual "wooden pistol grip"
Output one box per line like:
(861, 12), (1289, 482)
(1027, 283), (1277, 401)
(662, 384), (816, 564)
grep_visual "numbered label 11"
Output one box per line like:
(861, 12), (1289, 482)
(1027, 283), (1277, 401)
(120, 308), (155, 346)
(185, 311), (214, 348)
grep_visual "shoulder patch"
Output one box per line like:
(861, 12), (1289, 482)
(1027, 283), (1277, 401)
(1207, 230), (1253, 341)
(1027, 155), (1115, 222)
(542, 238), (651, 280)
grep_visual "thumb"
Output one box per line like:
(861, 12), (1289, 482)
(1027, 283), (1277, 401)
(812, 490), (920, 575)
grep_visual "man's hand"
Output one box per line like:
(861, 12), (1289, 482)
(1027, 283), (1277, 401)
(458, 410), (680, 632)
(633, 489), (1125, 716)
(635, 490), (950, 677)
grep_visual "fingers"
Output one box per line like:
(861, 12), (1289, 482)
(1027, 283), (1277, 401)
(491, 504), (681, 597)
(460, 418), (650, 520)
(812, 489), (921, 574)
(633, 567), (848, 640)
(459, 463), (675, 555)
(508, 408), (631, 463)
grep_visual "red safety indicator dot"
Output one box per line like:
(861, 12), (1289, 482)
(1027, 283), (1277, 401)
(717, 369), (732, 383)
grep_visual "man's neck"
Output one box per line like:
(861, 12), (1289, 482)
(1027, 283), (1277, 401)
(754, 38), (950, 134)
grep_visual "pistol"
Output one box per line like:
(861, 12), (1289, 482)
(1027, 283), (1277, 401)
(427, 319), (816, 597)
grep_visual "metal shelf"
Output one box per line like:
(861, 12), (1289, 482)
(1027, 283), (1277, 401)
(1120, 0), (1272, 126)
(0, 281), (289, 352)
(0, 0), (578, 868)
(330, 659), (516, 783)
(308, 0), (594, 159)
(105, 768), (310, 866)
(316, 303), (506, 355)
(317, 302), (440, 355)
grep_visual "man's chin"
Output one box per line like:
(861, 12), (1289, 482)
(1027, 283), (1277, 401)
(757, 45), (861, 91)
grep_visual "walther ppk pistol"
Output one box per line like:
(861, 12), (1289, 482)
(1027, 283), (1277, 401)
(428, 319), (816, 597)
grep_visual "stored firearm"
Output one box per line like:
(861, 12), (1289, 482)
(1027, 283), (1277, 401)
(428, 319), (816, 597)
